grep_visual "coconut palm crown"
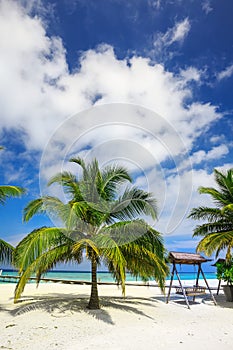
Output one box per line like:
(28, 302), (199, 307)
(13, 157), (168, 309)
(189, 168), (233, 262)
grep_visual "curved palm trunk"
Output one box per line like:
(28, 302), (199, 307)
(88, 256), (100, 309)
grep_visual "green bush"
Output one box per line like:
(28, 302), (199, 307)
(216, 258), (233, 285)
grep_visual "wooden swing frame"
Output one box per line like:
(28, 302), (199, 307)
(212, 258), (225, 295)
(166, 252), (217, 309)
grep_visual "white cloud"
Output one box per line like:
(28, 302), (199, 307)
(171, 18), (190, 43)
(0, 1), (226, 244)
(180, 67), (201, 82)
(210, 135), (225, 144)
(206, 144), (229, 159)
(191, 145), (229, 165)
(178, 144), (229, 172)
(217, 64), (233, 81)
(215, 163), (233, 172)
(202, 0), (213, 15)
(19, 0), (55, 20)
(153, 168), (216, 236)
(154, 18), (190, 53)
(0, 2), (220, 156)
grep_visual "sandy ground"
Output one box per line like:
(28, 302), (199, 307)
(0, 280), (232, 350)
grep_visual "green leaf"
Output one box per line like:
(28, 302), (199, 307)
(0, 239), (14, 264)
(0, 186), (26, 205)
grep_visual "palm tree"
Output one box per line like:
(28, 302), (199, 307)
(13, 158), (168, 309)
(188, 168), (233, 262)
(0, 146), (25, 264)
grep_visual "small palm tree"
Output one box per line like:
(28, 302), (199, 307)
(189, 168), (233, 262)
(0, 146), (25, 264)
(13, 158), (168, 309)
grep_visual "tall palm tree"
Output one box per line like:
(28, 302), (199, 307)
(189, 168), (233, 262)
(13, 158), (168, 309)
(0, 146), (25, 264)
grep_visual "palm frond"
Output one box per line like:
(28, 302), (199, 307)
(193, 221), (233, 237)
(0, 239), (14, 264)
(93, 234), (127, 294)
(111, 187), (157, 221)
(98, 165), (132, 201)
(199, 187), (230, 206)
(0, 185), (26, 204)
(14, 243), (78, 302)
(13, 227), (69, 272)
(72, 238), (100, 257)
(100, 221), (168, 290)
(23, 196), (65, 222)
(48, 172), (83, 200)
(222, 203), (233, 214)
(188, 207), (223, 221)
(196, 230), (233, 258)
(69, 157), (88, 180)
(198, 169), (233, 206)
(120, 238), (168, 290)
(101, 219), (151, 245)
(214, 169), (233, 200)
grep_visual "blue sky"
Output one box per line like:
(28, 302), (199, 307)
(0, 0), (233, 270)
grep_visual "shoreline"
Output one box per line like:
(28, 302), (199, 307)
(0, 280), (232, 350)
(0, 275), (221, 286)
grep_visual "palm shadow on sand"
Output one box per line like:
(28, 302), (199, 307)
(153, 293), (233, 309)
(7, 293), (158, 325)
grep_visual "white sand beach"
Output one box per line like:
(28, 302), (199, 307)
(0, 281), (232, 350)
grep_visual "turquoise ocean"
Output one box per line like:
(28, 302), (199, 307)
(0, 269), (217, 284)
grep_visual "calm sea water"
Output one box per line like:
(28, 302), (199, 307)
(0, 269), (217, 284)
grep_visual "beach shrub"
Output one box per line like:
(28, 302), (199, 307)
(216, 259), (233, 286)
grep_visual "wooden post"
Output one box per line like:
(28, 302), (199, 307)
(200, 266), (217, 305)
(166, 263), (175, 304)
(193, 263), (201, 302)
(217, 279), (221, 295)
(174, 264), (190, 309)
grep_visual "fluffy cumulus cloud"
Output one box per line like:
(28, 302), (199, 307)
(0, 1), (225, 239)
(179, 144), (229, 171)
(0, 3), (219, 153)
